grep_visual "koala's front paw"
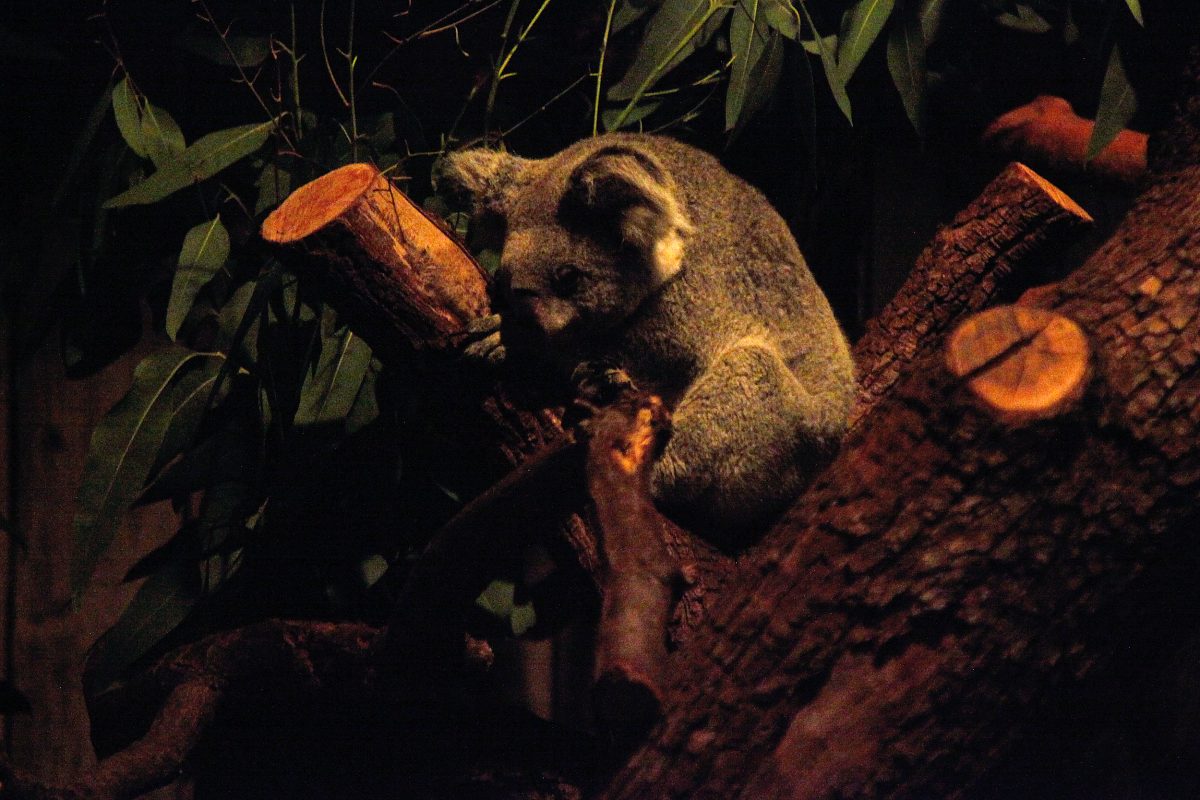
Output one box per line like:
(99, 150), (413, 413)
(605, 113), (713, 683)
(564, 360), (638, 430)
(460, 314), (507, 367)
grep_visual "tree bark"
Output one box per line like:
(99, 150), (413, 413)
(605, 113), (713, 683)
(9, 74), (1192, 797)
(599, 63), (1200, 800)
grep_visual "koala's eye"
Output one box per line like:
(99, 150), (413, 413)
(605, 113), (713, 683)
(551, 263), (583, 296)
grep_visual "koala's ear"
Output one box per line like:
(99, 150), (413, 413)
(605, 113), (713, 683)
(434, 148), (530, 217)
(563, 146), (693, 286)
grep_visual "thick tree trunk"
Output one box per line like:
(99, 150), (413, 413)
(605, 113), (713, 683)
(599, 71), (1200, 800)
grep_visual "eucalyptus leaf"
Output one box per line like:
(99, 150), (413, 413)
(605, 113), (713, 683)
(918, 0), (948, 44)
(476, 579), (517, 618)
(612, 0), (652, 33)
(72, 350), (224, 594)
(255, 163), (293, 215)
(167, 216), (229, 340)
(294, 328), (374, 427)
(1124, 0), (1143, 26)
(837, 0), (896, 83)
(763, 0), (799, 39)
(796, 0), (852, 122)
(608, 0), (727, 112)
(731, 29), (785, 137)
(83, 555), (199, 694)
(104, 119), (276, 208)
(112, 78), (186, 169)
(1086, 43), (1137, 161)
(178, 32), (272, 67)
(800, 34), (838, 55)
(886, 4), (926, 135)
(727, 0), (769, 132)
(994, 5), (1052, 34)
(510, 602), (537, 636)
(602, 100), (662, 131)
(345, 359), (382, 435)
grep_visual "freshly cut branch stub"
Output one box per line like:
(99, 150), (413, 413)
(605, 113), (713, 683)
(946, 305), (1090, 421)
(262, 163), (489, 347)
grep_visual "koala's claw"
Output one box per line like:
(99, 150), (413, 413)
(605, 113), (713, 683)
(461, 314), (507, 366)
(564, 360), (638, 430)
(570, 360), (636, 406)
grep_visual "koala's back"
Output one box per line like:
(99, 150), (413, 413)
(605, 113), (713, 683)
(588, 135), (854, 413)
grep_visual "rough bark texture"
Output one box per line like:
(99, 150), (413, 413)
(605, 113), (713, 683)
(852, 162), (1093, 428)
(598, 64), (1200, 800)
(8, 68), (1197, 797)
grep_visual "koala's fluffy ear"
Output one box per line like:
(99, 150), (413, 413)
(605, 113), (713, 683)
(563, 145), (694, 286)
(434, 148), (530, 217)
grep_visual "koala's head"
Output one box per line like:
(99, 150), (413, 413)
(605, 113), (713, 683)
(438, 137), (693, 352)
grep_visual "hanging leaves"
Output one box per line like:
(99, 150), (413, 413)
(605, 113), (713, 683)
(607, 0), (731, 128)
(726, 1), (770, 131)
(837, 0), (896, 83)
(1086, 43), (1138, 161)
(167, 216), (230, 340)
(796, 0), (853, 122)
(294, 324), (374, 428)
(112, 77), (186, 169)
(72, 349), (225, 595)
(104, 119), (276, 208)
(886, 3), (927, 135)
(1124, 0), (1143, 27)
(83, 556), (200, 694)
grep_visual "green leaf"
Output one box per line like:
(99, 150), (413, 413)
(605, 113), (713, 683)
(476, 579), (516, 618)
(104, 119), (276, 208)
(345, 359), (382, 434)
(731, 29), (785, 137)
(1124, 0), (1143, 26)
(177, 32), (272, 67)
(800, 34), (838, 54)
(84, 556), (198, 694)
(254, 163), (293, 215)
(918, 0), (948, 44)
(837, 0), (896, 83)
(167, 217), (229, 340)
(601, 100), (662, 131)
(727, 1), (769, 132)
(612, 0), (652, 33)
(796, 0), (852, 122)
(994, 5), (1052, 34)
(72, 350), (224, 595)
(763, 0), (799, 39)
(1087, 43), (1138, 161)
(294, 327), (374, 427)
(510, 602), (537, 636)
(112, 78), (185, 169)
(608, 0), (727, 104)
(886, 4), (926, 135)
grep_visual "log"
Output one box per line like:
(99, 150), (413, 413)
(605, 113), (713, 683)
(946, 306), (1090, 423)
(852, 162), (1093, 428)
(261, 163), (490, 353)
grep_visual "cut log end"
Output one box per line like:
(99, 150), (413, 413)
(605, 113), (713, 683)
(262, 163), (379, 243)
(947, 305), (1090, 422)
(1010, 161), (1094, 224)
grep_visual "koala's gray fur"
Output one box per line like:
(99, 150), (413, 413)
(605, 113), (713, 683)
(442, 133), (854, 538)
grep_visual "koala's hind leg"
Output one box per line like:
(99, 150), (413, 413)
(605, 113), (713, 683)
(650, 336), (846, 538)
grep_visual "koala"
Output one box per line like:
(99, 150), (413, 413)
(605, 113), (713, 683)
(441, 133), (855, 539)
